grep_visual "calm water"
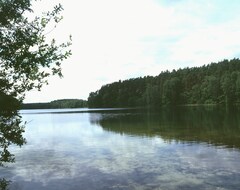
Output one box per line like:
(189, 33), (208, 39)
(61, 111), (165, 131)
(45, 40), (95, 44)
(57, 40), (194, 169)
(1, 107), (240, 190)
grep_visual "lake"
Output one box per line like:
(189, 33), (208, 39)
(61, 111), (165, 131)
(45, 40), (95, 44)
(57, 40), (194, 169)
(1, 106), (240, 190)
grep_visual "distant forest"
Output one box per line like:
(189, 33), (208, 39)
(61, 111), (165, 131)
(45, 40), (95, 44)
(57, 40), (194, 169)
(21, 99), (87, 109)
(88, 59), (240, 108)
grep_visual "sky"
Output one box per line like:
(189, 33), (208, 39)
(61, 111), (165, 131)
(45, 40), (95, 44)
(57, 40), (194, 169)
(24, 0), (240, 103)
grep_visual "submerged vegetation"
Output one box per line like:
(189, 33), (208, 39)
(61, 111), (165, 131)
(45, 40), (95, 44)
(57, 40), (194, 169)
(88, 59), (240, 108)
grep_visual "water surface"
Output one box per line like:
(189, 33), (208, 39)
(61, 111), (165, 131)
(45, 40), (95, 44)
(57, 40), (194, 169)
(1, 107), (240, 189)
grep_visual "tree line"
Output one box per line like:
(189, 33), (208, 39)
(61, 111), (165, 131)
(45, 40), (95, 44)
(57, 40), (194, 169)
(88, 59), (240, 108)
(21, 99), (87, 109)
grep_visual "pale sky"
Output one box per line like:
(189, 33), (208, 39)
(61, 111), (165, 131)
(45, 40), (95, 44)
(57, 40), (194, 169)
(24, 0), (240, 103)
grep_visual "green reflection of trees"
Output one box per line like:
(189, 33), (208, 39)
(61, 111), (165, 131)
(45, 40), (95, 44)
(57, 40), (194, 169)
(0, 110), (26, 190)
(93, 106), (240, 149)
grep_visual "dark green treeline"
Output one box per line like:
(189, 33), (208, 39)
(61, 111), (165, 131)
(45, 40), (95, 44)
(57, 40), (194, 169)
(88, 59), (240, 108)
(21, 99), (87, 109)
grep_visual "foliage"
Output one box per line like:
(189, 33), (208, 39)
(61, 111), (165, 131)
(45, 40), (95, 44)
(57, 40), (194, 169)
(0, 92), (20, 112)
(0, 0), (72, 101)
(21, 99), (88, 109)
(0, 178), (10, 190)
(0, 111), (26, 189)
(0, 112), (26, 167)
(88, 59), (240, 108)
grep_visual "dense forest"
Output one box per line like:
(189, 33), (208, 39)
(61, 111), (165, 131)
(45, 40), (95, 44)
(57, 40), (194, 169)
(21, 99), (87, 109)
(88, 59), (240, 108)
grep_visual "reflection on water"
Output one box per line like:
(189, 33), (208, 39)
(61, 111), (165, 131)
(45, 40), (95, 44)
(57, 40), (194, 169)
(91, 106), (240, 148)
(1, 107), (240, 190)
